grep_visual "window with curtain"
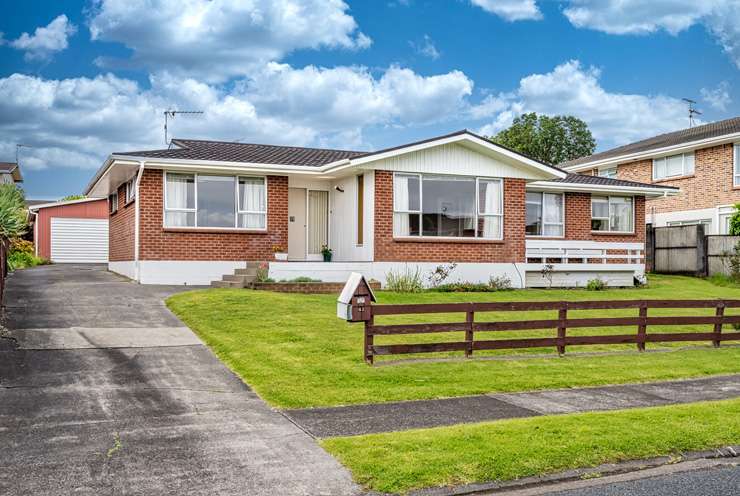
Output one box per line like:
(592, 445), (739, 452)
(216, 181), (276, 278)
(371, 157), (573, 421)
(734, 144), (740, 187)
(652, 152), (694, 180)
(392, 173), (502, 239)
(597, 167), (617, 179)
(591, 196), (633, 233)
(164, 172), (267, 229)
(526, 192), (564, 236)
(238, 177), (266, 229)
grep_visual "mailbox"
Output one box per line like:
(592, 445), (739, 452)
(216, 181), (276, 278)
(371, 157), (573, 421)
(337, 272), (376, 322)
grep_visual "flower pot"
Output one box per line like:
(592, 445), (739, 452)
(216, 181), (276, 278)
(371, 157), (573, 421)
(322, 253), (332, 262)
(274, 253), (288, 261)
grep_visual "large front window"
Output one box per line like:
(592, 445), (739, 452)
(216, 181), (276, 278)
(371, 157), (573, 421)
(164, 172), (266, 229)
(393, 173), (502, 239)
(526, 192), (564, 237)
(591, 196), (633, 233)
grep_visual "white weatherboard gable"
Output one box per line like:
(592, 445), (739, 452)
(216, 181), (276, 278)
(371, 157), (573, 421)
(360, 143), (555, 181)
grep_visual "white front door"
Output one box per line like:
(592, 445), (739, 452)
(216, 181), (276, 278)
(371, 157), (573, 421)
(288, 188), (307, 260)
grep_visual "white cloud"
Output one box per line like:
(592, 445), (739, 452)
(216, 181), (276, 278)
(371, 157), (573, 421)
(477, 60), (689, 148)
(7, 14), (77, 61)
(0, 63), (474, 170)
(701, 81), (732, 110)
(562, 1), (740, 68)
(88, 0), (372, 82)
(469, 0), (542, 21)
(410, 35), (440, 60)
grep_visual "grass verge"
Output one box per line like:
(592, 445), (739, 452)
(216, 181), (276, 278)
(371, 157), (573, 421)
(322, 398), (740, 494)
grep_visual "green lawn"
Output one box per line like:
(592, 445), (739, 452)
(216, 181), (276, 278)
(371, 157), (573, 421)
(322, 398), (740, 494)
(166, 275), (740, 408)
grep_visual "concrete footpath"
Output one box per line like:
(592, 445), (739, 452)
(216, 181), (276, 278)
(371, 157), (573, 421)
(0, 264), (359, 496)
(285, 374), (740, 438)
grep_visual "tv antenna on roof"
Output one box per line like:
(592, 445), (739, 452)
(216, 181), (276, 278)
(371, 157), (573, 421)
(682, 98), (702, 128)
(163, 109), (204, 144)
(15, 144), (32, 165)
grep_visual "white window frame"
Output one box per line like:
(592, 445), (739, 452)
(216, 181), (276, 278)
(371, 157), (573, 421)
(666, 219), (711, 228)
(734, 144), (740, 187)
(652, 152), (694, 181)
(162, 171), (268, 230)
(597, 167), (617, 179)
(392, 172), (503, 240)
(125, 177), (136, 203)
(591, 195), (635, 234)
(109, 191), (118, 214)
(525, 191), (565, 238)
(236, 176), (268, 229)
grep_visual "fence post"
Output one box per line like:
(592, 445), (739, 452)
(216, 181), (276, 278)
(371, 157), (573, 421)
(557, 303), (567, 355)
(713, 302), (724, 348)
(637, 302), (648, 352)
(465, 305), (474, 358)
(364, 312), (374, 365)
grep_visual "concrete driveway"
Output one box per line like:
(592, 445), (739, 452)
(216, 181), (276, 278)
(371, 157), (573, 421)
(0, 264), (359, 495)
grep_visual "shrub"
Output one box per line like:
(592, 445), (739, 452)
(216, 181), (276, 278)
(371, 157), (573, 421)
(426, 263), (457, 288)
(385, 266), (423, 293)
(255, 261), (270, 282)
(0, 184), (27, 238)
(280, 276), (321, 283)
(488, 275), (512, 291)
(10, 238), (34, 255)
(7, 237), (48, 271)
(431, 282), (492, 292)
(586, 278), (607, 291)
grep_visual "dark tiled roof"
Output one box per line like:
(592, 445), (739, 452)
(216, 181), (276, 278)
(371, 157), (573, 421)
(563, 116), (740, 168)
(551, 173), (678, 190)
(115, 139), (366, 167)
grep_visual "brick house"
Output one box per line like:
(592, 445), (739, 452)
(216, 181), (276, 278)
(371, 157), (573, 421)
(84, 130), (676, 287)
(562, 116), (740, 234)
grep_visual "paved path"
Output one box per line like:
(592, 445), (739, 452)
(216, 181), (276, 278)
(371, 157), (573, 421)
(285, 374), (740, 438)
(0, 264), (359, 496)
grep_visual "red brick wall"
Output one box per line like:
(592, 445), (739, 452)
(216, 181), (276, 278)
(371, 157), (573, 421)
(562, 192), (645, 242)
(373, 170), (526, 262)
(137, 169), (288, 261)
(617, 144), (739, 214)
(109, 185), (135, 261)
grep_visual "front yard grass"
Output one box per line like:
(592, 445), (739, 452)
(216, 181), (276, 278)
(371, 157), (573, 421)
(166, 274), (740, 409)
(322, 398), (740, 494)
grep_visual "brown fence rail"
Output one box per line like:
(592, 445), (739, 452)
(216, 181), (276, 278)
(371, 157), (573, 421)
(357, 299), (740, 365)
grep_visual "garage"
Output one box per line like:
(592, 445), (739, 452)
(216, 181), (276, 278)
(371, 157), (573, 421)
(28, 198), (109, 263)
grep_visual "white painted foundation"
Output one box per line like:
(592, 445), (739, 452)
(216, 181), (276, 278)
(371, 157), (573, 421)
(138, 260), (247, 285)
(524, 263), (644, 288)
(108, 261), (136, 281)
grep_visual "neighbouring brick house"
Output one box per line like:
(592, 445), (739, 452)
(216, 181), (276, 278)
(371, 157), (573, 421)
(562, 116), (740, 234)
(85, 130), (676, 287)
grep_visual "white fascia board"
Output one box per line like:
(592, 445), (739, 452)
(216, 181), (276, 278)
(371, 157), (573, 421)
(528, 181), (679, 197)
(111, 154), (331, 174)
(28, 197), (106, 211)
(345, 133), (567, 179)
(564, 131), (740, 172)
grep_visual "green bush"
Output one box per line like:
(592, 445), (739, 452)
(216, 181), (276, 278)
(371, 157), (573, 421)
(280, 276), (322, 283)
(586, 278), (607, 291)
(431, 282), (493, 292)
(385, 267), (424, 293)
(488, 275), (513, 290)
(8, 250), (48, 271)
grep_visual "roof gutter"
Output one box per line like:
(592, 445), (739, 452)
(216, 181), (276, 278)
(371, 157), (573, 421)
(528, 181), (680, 197)
(563, 131), (740, 172)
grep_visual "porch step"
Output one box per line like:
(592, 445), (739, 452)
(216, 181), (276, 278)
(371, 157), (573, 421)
(234, 267), (258, 276)
(211, 280), (244, 289)
(222, 274), (257, 285)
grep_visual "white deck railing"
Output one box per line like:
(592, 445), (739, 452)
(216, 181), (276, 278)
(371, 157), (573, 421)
(525, 239), (645, 265)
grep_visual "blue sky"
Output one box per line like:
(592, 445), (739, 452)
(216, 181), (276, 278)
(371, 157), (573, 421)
(1, 0), (739, 199)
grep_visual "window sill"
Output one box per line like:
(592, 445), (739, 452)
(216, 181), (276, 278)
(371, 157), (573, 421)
(526, 235), (565, 239)
(124, 198), (135, 207)
(393, 236), (504, 244)
(652, 174), (694, 184)
(163, 227), (268, 234)
(590, 231), (636, 236)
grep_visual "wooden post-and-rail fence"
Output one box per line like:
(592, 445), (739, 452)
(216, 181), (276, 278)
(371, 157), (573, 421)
(349, 299), (740, 365)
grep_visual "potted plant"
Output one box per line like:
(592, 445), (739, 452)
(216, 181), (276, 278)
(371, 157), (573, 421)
(272, 244), (288, 261)
(321, 245), (333, 262)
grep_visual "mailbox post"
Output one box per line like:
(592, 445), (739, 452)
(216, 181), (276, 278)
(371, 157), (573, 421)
(337, 273), (377, 364)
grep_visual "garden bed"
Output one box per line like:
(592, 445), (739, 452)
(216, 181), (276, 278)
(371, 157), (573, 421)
(253, 280), (381, 294)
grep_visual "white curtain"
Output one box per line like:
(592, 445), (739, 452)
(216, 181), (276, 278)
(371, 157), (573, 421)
(394, 175), (411, 236)
(165, 174), (193, 227)
(480, 179), (501, 238)
(543, 193), (563, 236)
(308, 190), (328, 253)
(239, 177), (266, 229)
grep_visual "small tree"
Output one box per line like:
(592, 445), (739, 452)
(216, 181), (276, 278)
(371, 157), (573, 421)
(490, 112), (596, 165)
(729, 203), (740, 236)
(0, 184), (27, 238)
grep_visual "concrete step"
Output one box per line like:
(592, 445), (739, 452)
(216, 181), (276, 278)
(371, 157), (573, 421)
(245, 261), (263, 269)
(210, 280), (243, 288)
(234, 268), (258, 276)
(222, 274), (256, 284)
